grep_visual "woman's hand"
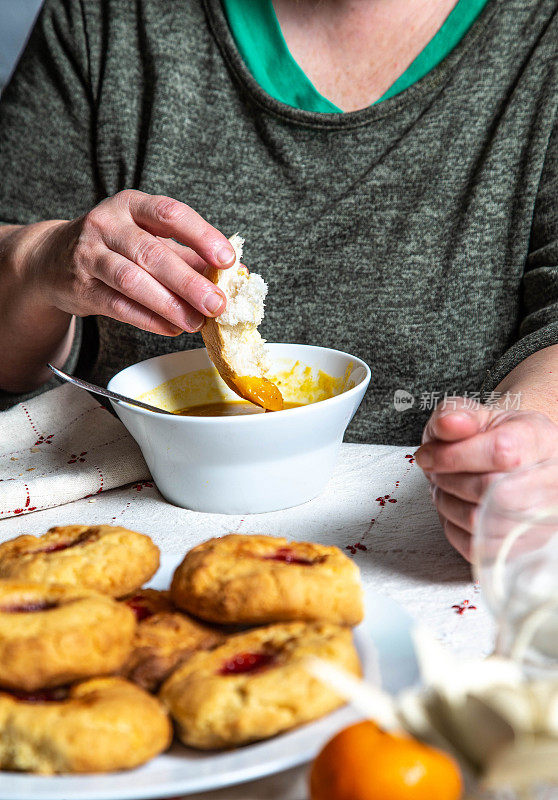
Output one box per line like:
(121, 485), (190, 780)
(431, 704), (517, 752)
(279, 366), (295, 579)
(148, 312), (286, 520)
(415, 398), (558, 561)
(0, 189), (237, 392)
(23, 189), (237, 335)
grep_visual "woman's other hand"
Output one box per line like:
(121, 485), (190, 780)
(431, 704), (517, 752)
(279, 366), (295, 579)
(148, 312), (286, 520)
(415, 397), (558, 561)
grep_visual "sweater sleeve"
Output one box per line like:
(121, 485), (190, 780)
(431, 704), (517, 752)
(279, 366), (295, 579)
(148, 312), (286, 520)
(0, 0), (100, 225)
(482, 119), (558, 393)
(0, 0), (99, 409)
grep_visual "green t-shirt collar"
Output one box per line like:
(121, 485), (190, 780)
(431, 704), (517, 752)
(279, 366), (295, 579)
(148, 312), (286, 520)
(222, 0), (491, 113)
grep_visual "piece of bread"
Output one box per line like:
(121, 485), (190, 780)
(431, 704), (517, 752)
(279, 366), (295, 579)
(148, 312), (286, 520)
(202, 235), (283, 410)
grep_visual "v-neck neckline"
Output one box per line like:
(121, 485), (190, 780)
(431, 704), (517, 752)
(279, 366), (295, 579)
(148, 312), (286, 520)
(220, 0), (492, 113)
(204, 0), (500, 129)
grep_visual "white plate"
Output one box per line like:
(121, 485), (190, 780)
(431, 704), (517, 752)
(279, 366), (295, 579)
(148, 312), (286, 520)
(0, 554), (419, 800)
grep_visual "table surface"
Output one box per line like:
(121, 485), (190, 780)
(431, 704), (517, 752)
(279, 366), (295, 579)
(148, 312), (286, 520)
(0, 442), (495, 800)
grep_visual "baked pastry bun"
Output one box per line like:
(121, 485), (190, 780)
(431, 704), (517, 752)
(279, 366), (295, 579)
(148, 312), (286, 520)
(159, 621), (361, 749)
(0, 677), (171, 773)
(171, 534), (364, 626)
(0, 581), (136, 690)
(121, 589), (223, 691)
(202, 234), (283, 411)
(123, 588), (175, 620)
(0, 524), (160, 597)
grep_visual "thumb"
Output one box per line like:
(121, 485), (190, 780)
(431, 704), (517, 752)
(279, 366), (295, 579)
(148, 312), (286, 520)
(421, 397), (494, 444)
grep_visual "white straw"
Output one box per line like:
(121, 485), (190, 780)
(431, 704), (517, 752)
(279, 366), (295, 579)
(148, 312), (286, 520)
(305, 657), (400, 731)
(510, 594), (558, 667)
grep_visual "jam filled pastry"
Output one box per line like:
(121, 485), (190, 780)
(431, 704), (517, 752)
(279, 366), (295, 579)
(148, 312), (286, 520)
(123, 588), (175, 620)
(0, 524), (160, 597)
(0, 581), (136, 691)
(120, 589), (223, 691)
(0, 677), (171, 773)
(159, 621), (361, 749)
(170, 534), (364, 626)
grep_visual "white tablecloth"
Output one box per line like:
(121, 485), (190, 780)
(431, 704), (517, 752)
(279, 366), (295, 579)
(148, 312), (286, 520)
(0, 442), (495, 800)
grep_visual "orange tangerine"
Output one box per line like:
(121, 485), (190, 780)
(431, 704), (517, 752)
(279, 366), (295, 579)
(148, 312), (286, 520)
(309, 720), (462, 800)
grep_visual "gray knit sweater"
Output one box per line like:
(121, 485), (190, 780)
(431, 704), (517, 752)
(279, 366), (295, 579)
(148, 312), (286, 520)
(0, 0), (556, 444)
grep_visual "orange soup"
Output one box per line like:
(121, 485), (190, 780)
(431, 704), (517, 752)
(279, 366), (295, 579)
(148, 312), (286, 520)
(175, 401), (302, 417)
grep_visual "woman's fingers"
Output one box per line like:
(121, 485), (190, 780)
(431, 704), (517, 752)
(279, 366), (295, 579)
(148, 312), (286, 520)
(123, 191), (236, 268)
(443, 519), (473, 562)
(433, 486), (478, 533)
(91, 252), (205, 333)
(422, 400), (492, 445)
(433, 493), (473, 561)
(40, 191), (234, 338)
(416, 412), (557, 474)
(421, 400), (558, 562)
(417, 428), (510, 473)
(430, 471), (500, 503)
(155, 237), (209, 273)
(104, 225), (226, 317)
(84, 280), (183, 336)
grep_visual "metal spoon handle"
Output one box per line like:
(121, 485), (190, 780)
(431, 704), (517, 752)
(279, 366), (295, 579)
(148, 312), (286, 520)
(47, 364), (175, 415)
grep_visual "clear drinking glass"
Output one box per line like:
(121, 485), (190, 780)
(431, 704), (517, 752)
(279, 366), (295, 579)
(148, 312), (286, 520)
(473, 461), (558, 798)
(474, 458), (558, 673)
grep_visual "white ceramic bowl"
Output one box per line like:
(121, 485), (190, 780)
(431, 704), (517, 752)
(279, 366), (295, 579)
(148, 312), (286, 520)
(108, 344), (370, 514)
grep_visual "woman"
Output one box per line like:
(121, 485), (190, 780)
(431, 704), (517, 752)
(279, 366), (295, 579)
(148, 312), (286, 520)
(0, 0), (556, 559)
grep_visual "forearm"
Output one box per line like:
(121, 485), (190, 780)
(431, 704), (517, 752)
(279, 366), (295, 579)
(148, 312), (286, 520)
(0, 221), (73, 393)
(494, 344), (558, 425)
